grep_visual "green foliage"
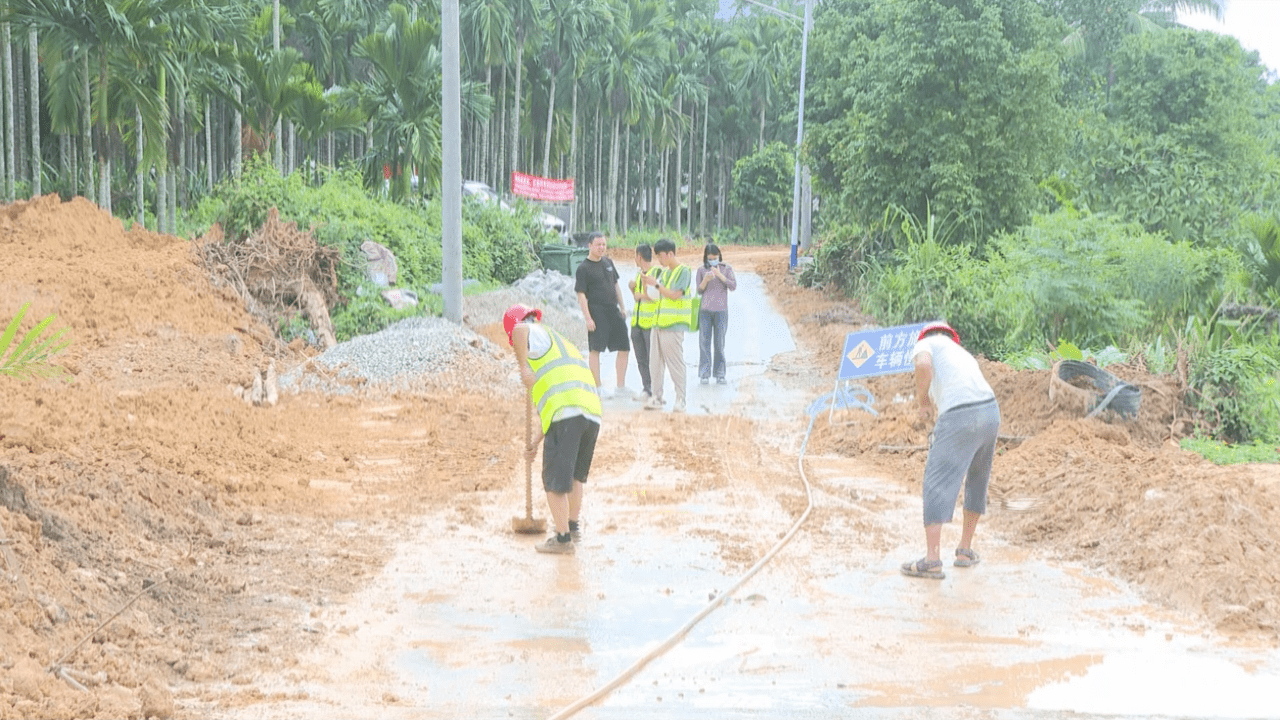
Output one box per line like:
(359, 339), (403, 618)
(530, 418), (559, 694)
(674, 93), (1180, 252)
(189, 160), (541, 342)
(730, 141), (793, 225)
(859, 233), (1020, 359)
(799, 221), (877, 292)
(1, 304), (72, 382)
(992, 212), (1237, 348)
(1068, 30), (1267, 245)
(1188, 340), (1280, 445)
(1239, 212), (1280, 296)
(806, 0), (1065, 234)
(1179, 437), (1280, 466)
(331, 284), (442, 342)
(1004, 341), (1127, 370)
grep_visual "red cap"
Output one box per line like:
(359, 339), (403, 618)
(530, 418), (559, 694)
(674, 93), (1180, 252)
(502, 304), (543, 346)
(917, 322), (960, 345)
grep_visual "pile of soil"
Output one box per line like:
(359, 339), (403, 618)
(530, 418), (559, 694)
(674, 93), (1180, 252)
(0, 196), (522, 718)
(756, 257), (1280, 641)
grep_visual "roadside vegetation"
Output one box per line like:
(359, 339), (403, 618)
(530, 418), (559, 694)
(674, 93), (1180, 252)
(2, 0), (1278, 451)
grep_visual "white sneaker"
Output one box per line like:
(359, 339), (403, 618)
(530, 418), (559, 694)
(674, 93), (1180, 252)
(633, 389), (652, 402)
(614, 385), (631, 399)
(644, 397), (664, 411)
(672, 401), (686, 414)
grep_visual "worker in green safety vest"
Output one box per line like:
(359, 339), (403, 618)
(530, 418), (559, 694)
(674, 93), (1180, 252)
(504, 304), (602, 555)
(642, 238), (692, 413)
(627, 243), (662, 401)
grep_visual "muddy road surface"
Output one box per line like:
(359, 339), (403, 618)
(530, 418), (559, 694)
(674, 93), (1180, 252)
(213, 262), (1280, 720)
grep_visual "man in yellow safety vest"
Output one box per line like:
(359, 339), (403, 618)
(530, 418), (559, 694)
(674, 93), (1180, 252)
(504, 304), (602, 554)
(627, 243), (662, 401)
(642, 238), (693, 413)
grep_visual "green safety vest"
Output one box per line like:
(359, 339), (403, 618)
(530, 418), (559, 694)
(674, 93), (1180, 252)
(656, 264), (693, 330)
(527, 326), (602, 433)
(632, 266), (662, 330)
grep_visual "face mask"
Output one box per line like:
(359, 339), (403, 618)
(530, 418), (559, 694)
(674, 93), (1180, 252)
(708, 259), (720, 267)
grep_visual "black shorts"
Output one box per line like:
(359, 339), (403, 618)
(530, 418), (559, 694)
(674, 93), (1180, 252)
(542, 415), (600, 494)
(587, 304), (631, 353)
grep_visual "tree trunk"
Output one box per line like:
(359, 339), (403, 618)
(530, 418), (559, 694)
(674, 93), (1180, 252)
(568, 77), (578, 235)
(96, 51), (110, 214)
(233, 85), (242, 178)
(13, 32), (23, 188)
(758, 103), (765, 152)
(542, 70), (556, 179)
(674, 95), (682, 238)
(700, 95), (709, 236)
(660, 146), (667, 233)
(135, 108), (144, 226)
(607, 112), (620, 235)
(60, 133), (68, 189)
(593, 103), (601, 229)
(205, 97), (213, 191)
(638, 134), (647, 229)
(509, 28), (524, 193)
(1, 23), (11, 201)
(622, 122), (630, 235)
(687, 103), (696, 238)
(27, 28), (39, 196)
(497, 65), (506, 190)
(81, 51), (92, 202)
(178, 91), (187, 211)
(273, 0), (282, 175)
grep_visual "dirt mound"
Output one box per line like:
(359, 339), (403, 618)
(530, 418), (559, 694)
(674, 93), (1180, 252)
(0, 196), (523, 718)
(759, 259), (1280, 642)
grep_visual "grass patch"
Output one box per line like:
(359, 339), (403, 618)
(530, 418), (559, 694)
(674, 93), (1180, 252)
(1179, 437), (1280, 465)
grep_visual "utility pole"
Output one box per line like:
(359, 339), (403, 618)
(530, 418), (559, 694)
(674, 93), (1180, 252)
(788, 0), (812, 269)
(442, 0), (463, 323)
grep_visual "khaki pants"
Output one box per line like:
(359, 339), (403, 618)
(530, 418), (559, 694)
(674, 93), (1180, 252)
(650, 328), (686, 406)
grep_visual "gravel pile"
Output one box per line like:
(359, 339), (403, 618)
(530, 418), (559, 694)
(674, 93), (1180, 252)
(279, 269), (592, 399)
(280, 316), (515, 397)
(463, 269), (587, 350)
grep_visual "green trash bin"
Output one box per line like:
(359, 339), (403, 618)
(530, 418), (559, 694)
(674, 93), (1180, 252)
(539, 244), (589, 277)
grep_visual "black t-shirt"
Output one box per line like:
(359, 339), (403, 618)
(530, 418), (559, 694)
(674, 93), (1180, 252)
(575, 257), (621, 307)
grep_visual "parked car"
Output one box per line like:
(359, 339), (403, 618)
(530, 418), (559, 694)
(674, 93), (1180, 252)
(462, 180), (567, 238)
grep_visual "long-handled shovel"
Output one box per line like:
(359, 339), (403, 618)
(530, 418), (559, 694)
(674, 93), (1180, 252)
(512, 396), (546, 534)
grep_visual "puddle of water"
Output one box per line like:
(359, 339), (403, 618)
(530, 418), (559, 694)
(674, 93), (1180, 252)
(1028, 644), (1280, 718)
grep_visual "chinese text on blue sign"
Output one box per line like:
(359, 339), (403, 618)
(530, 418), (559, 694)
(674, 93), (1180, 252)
(838, 323), (928, 380)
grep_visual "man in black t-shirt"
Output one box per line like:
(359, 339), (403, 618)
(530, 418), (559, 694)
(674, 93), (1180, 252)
(574, 234), (631, 396)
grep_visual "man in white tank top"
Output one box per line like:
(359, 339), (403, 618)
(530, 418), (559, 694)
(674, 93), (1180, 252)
(901, 322), (1000, 580)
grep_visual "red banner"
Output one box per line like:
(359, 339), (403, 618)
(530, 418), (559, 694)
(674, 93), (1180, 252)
(511, 172), (575, 203)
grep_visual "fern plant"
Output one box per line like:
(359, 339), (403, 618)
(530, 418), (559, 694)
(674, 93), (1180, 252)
(1, 304), (72, 381)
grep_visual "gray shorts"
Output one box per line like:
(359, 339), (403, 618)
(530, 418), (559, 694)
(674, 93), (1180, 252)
(542, 415), (600, 494)
(922, 399), (1000, 525)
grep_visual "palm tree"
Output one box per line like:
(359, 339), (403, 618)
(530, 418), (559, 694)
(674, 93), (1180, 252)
(507, 0), (547, 191)
(354, 2), (490, 198)
(290, 80), (365, 185)
(462, 0), (511, 188)
(730, 14), (786, 151)
(8, 0), (187, 214)
(539, 0), (610, 179)
(599, 0), (668, 233)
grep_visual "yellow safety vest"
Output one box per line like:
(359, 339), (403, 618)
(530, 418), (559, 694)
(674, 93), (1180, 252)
(633, 266), (662, 330)
(656, 264), (693, 330)
(527, 326), (602, 433)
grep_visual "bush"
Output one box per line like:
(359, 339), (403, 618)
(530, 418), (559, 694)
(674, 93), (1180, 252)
(186, 160), (548, 341)
(992, 212), (1239, 348)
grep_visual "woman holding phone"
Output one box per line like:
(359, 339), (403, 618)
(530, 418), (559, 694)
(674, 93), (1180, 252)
(695, 243), (737, 385)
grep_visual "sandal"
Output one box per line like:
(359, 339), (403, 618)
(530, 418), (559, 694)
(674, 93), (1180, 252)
(954, 548), (980, 567)
(900, 558), (945, 579)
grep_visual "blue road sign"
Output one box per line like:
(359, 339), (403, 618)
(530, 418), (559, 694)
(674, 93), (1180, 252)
(838, 323), (928, 380)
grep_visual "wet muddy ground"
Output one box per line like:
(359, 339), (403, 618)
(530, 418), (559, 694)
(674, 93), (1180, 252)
(211, 269), (1280, 720)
